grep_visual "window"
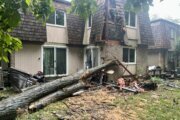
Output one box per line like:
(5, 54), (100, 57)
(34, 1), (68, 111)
(88, 15), (92, 28)
(123, 48), (135, 63)
(85, 47), (99, 69)
(47, 10), (65, 26)
(43, 47), (67, 76)
(125, 11), (136, 27)
(170, 28), (176, 39)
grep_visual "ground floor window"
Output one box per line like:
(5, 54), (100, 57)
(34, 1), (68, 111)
(43, 47), (67, 76)
(85, 47), (100, 69)
(123, 48), (136, 63)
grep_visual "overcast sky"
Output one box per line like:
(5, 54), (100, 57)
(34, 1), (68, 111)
(149, 0), (180, 19)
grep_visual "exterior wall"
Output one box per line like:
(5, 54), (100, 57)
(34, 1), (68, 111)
(83, 22), (91, 45)
(148, 49), (168, 69)
(68, 47), (84, 74)
(101, 43), (136, 76)
(126, 27), (139, 40)
(14, 43), (42, 74)
(46, 25), (68, 44)
(148, 50), (160, 67)
(136, 46), (148, 74)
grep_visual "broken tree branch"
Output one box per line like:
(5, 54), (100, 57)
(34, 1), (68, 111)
(0, 60), (116, 119)
(29, 82), (85, 111)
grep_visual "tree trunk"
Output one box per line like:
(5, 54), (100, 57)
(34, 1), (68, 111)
(29, 82), (85, 111)
(0, 60), (116, 119)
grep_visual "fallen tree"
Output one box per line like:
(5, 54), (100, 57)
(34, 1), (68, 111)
(29, 82), (85, 111)
(0, 60), (116, 119)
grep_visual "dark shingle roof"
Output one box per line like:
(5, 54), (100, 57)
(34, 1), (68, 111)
(67, 14), (85, 45)
(11, 14), (46, 43)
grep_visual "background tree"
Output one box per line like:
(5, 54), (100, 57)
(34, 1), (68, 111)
(0, 0), (54, 62)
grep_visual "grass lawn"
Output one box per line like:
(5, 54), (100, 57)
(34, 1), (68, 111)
(1, 81), (180, 120)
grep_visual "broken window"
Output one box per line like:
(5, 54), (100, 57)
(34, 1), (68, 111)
(85, 47), (99, 69)
(125, 11), (136, 27)
(47, 10), (65, 26)
(123, 48), (135, 63)
(43, 47), (67, 76)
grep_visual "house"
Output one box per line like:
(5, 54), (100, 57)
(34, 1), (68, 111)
(4, 0), (153, 79)
(148, 19), (180, 70)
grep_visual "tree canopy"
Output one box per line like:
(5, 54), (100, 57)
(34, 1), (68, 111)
(0, 0), (54, 62)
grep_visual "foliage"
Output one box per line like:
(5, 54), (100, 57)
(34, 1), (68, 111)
(69, 0), (97, 20)
(0, 0), (54, 62)
(124, 0), (154, 12)
(150, 77), (164, 84)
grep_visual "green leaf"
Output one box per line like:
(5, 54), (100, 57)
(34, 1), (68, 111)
(25, 0), (31, 6)
(2, 56), (9, 63)
(7, 11), (21, 27)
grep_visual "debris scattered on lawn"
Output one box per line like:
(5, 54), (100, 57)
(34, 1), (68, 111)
(53, 88), (138, 120)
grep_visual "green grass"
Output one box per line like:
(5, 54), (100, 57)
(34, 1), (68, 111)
(1, 82), (180, 120)
(113, 85), (180, 120)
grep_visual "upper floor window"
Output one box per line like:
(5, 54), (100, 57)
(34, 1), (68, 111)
(123, 48), (136, 63)
(125, 11), (136, 27)
(47, 10), (66, 26)
(170, 28), (176, 39)
(88, 15), (92, 28)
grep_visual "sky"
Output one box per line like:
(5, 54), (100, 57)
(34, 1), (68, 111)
(149, 0), (180, 20)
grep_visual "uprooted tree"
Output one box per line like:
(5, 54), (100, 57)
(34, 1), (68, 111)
(0, 60), (116, 119)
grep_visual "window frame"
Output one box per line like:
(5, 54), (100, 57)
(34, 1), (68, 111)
(87, 15), (92, 28)
(170, 28), (176, 39)
(42, 45), (68, 77)
(84, 46), (100, 69)
(125, 11), (137, 28)
(46, 10), (66, 27)
(122, 47), (136, 64)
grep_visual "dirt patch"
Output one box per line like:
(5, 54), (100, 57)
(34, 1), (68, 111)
(55, 88), (139, 120)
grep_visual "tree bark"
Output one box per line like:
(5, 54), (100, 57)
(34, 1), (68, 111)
(0, 60), (116, 119)
(29, 82), (85, 111)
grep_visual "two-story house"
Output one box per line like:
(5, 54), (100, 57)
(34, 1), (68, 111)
(148, 19), (180, 70)
(7, 0), (153, 78)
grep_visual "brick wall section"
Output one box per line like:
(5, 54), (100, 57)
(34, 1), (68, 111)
(138, 12), (154, 46)
(151, 19), (180, 49)
(11, 14), (46, 42)
(67, 14), (85, 45)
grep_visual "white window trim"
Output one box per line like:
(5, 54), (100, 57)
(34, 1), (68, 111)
(84, 46), (100, 69)
(87, 15), (92, 29)
(41, 45), (69, 77)
(122, 47), (136, 65)
(46, 10), (66, 27)
(125, 11), (137, 28)
(170, 28), (176, 40)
